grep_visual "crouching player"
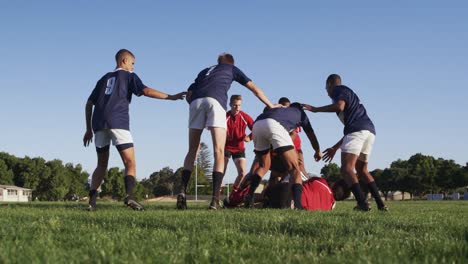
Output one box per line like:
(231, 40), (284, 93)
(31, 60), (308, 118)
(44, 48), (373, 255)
(245, 103), (321, 209)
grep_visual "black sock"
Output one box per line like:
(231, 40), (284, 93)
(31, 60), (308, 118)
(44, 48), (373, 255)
(181, 169), (191, 194)
(368, 181), (385, 208)
(351, 183), (366, 207)
(212, 171), (224, 199)
(124, 175), (136, 200)
(291, 184), (303, 209)
(89, 190), (98, 207)
(248, 174), (262, 198)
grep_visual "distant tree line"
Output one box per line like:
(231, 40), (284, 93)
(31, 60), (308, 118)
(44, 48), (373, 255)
(321, 153), (468, 200)
(0, 142), (215, 201)
(3, 148), (466, 201)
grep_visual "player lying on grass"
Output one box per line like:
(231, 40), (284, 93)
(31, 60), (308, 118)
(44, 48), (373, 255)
(303, 74), (387, 211)
(245, 102), (321, 209)
(83, 49), (186, 211)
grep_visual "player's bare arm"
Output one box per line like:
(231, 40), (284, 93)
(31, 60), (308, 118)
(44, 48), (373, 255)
(304, 129), (322, 161)
(302, 100), (345, 113)
(322, 137), (344, 163)
(244, 81), (276, 109)
(83, 100), (94, 147)
(142, 87), (187, 100)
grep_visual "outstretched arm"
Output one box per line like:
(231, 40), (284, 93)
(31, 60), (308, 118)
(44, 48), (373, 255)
(244, 81), (275, 109)
(304, 129), (322, 161)
(322, 137), (344, 163)
(302, 100), (345, 113)
(83, 100), (93, 147)
(142, 87), (186, 100)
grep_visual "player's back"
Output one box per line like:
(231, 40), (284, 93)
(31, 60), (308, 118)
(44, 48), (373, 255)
(89, 69), (145, 132)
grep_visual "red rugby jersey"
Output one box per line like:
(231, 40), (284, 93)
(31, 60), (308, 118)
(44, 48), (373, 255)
(226, 111), (254, 153)
(293, 127), (302, 151)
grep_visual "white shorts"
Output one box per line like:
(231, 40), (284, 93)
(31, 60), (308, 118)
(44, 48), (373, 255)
(252, 118), (294, 152)
(341, 130), (375, 162)
(95, 129), (134, 149)
(189, 97), (227, 129)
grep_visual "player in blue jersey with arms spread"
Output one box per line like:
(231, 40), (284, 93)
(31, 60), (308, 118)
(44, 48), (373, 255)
(245, 103), (322, 209)
(178, 53), (276, 210)
(83, 49), (186, 211)
(303, 74), (387, 211)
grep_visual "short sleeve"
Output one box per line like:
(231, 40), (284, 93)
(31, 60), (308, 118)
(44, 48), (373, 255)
(332, 87), (350, 104)
(87, 80), (101, 104)
(300, 110), (314, 134)
(129, 73), (147, 97)
(232, 66), (251, 85)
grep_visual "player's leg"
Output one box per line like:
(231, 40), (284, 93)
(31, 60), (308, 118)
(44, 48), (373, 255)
(354, 132), (386, 210)
(340, 131), (371, 211)
(88, 130), (111, 210)
(117, 146), (143, 211)
(208, 126), (227, 209)
(245, 150), (271, 208)
(223, 151), (231, 175)
(297, 150), (307, 176)
(178, 128), (203, 209)
(88, 148), (109, 210)
(232, 151), (247, 189)
(341, 153), (369, 211)
(281, 148), (304, 209)
(356, 160), (387, 210)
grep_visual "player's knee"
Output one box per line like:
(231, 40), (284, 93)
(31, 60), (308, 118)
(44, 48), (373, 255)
(341, 166), (354, 176)
(123, 158), (136, 170)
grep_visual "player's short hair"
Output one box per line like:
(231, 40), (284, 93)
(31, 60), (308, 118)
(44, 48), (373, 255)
(326, 74), (341, 86)
(230, 94), (242, 104)
(331, 179), (351, 201)
(290, 102), (302, 110)
(218, 53), (235, 64)
(115, 49), (135, 63)
(278, 97), (291, 105)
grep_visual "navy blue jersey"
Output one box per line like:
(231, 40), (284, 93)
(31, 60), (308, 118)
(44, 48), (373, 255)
(88, 69), (146, 132)
(255, 106), (314, 135)
(331, 85), (376, 135)
(187, 64), (251, 110)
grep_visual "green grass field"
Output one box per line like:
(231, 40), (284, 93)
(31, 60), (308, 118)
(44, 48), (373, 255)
(0, 201), (466, 263)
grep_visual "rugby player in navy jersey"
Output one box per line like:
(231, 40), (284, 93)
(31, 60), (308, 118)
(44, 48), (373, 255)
(178, 53), (276, 210)
(245, 103), (322, 209)
(83, 49), (186, 211)
(303, 74), (387, 211)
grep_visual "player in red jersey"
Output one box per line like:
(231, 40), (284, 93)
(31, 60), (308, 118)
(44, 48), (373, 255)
(224, 95), (254, 192)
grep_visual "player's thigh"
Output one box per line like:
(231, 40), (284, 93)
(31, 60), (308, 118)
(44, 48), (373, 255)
(205, 98), (227, 130)
(252, 120), (272, 153)
(94, 130), (111, 149)
(280, 148), (300, 172)
(358, 132), (375, 163)
(341, 131), (368, 157)
(209, 127), (227, 152)
(189, 98), (208, 130)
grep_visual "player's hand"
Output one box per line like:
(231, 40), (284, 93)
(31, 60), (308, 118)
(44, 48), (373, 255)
(302, 103), (317, 112)
(322, 147), (337, 162)
(314, 151), (322, 162)
(244, 135), (251, 142)
(168, 91), (187, 100)
(83, 130), (93, 147)
(268, 103), (284, 109)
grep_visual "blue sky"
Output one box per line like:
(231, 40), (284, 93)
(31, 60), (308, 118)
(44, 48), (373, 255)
(0, 1), (467, 184)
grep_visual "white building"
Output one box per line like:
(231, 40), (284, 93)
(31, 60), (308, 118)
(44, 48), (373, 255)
(0, 185), (32, 202)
